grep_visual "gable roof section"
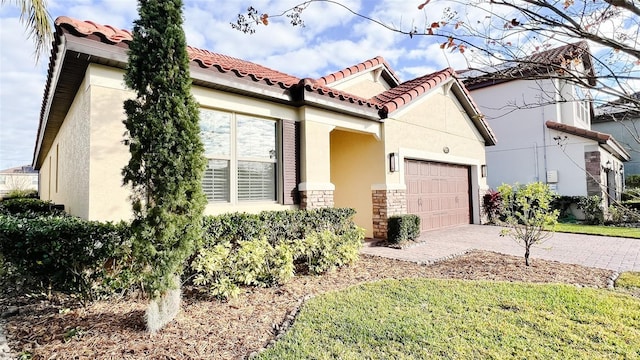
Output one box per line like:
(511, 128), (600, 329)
(545, 121), (630, 161)
(462, 41), (595, 90)
(374, 68), (454, 115)
(373, 68), (497, 145)
(314, 56), (400, 87)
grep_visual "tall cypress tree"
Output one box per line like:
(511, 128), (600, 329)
(123, 0), (206, 331)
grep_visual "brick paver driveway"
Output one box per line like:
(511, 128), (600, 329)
(362, 224), (640, 272)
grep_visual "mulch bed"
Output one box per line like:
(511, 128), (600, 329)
(0, 250), (620, 359)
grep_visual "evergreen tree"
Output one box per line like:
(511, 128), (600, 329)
(123, 0), (206, 332)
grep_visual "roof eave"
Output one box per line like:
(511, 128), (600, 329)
(300, 91), (382, 122)
(603, 139), (631, 162)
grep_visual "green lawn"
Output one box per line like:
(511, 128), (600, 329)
(258, 279), (640, 359)
(551, 223), (640, 238)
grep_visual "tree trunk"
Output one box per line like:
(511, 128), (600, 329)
(525, 247), (530, 266)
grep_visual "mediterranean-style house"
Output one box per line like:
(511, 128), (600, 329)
(0, 165), (38, 198)
(33, 16), (497, 239)
(460, 41), (630, 207)
(592, 93), (640, 177)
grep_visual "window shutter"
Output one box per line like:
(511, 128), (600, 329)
(282, 120), (300, 205)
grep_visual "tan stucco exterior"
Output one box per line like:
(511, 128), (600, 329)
(41, 70), (92, 218)
(330, 69), (392, 99)
(34, 24), (494, 237)
(330, 129), (385, 237)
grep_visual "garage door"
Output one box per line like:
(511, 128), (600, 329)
(405, 159), (471, 231)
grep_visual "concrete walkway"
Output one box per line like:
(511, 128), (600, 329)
(362, 224), (640, 272)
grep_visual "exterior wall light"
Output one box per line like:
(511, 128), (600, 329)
(481, 165), (487, 178)
(389, 152), (399, 172)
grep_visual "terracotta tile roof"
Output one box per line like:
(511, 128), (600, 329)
(314, 56), (400, 86)
(545, 120), (611, 142)
(300, 78), (383, 111)
(462, 41), (594, 90)
(374, 68), (455, 115)
(55, 16), (301, 89)
(545, 120), (630, 160)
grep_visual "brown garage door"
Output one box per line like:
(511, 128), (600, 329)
(405, 159), (471, 231)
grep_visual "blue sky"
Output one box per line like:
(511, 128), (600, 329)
(0, 0), (473, 170)
(2, 1), (636, 171)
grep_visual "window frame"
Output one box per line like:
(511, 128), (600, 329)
(200, 108), (282, 205)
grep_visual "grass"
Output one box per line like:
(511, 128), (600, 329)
(617, 272), (640, 289)
(258, 279), (640, 359)
(550, 223), (640, 239)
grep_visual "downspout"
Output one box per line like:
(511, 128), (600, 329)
(533, 142), (539, 181)
(541, 106), (548, 184)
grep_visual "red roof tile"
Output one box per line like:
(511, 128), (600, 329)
(37, 16), (497, 157)
(545, 120), (611, 142)
(374, 68), (456, 115)
(55, 16), (300, 89)
(462, 41), (594, 90)
(301, 78), (383, 111)
(315, 56), (400, 86)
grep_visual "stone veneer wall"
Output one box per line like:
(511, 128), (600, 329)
(299, 190), (334, 209)
(584, 151), (602, 197)
(372, 189), (407, 239)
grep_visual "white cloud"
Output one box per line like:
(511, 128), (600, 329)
(8, 0), (635, 170)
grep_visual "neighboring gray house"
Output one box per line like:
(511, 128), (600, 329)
(593, 93), (640, 177)
(0, 165), (39, 197)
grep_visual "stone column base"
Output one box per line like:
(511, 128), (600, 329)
(300, 190), (334, 209)
(372, 189), (407, 239)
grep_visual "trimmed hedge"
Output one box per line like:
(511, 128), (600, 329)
(0, 214), (130, 298)
(191, 208), (364, 299)
(0, 207), (364, 301)
(0, 198), (65, 217)
(387, 214), (421, 244)
(200, 208), (357, 247)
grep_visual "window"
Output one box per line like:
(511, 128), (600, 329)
(0, 175), (5, 185)
(200, 109), (277, 203)
(574, 85), (590, 125)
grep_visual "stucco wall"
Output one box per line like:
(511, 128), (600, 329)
(330, 129), (385, 237)
(545, 128), (590, 196)
(330, 70), (391, 99)
(53, 64), (305, 222)
(383, 85), (489, 224)
(471, 80), (556, 188)
(86, 65), (134, 221)
(40, 73), (92, 218)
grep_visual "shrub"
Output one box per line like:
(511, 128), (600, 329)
(498, 182), (559, 266)
(622, 188), (640, 202)
(292, 227), (364, 274)
(0, 214), (130, 299)
(551, 195), (582, 223)
(577, 195), (605, 225)
(387, 215), (421, 244)
(482, 189), (503, 224)
(0, 198), (64, 217)
(607, 205), (640, 224)
(191, 208), (364, 299)
(626, 175), (640, 189)
(1, 189), (38, 200)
